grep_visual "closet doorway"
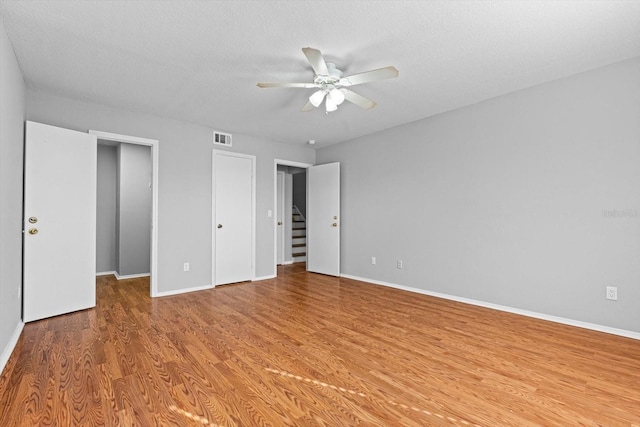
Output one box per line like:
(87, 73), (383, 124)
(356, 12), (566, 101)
(92, 131), (159, 296)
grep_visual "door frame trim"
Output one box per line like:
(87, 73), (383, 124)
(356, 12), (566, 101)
(212, 150), (256, 286)
(273, 159), (313, 276)
(89, 130), (160, 297)
(276, 171), (285, 265)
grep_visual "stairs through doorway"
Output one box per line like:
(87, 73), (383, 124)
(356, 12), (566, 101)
(292, 205), (306, 263)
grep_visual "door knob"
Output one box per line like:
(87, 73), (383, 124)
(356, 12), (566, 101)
(217, 224), (223, 229)
(334, 216), (338, 220)
(28, 217), (38, 224)
(277, 221), (282, 225)
(28, 228), (38, 235)
(332, 223), (338, 227)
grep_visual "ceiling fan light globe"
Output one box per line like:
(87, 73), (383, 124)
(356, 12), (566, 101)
(309, 90), (325, 108)
(325, 96), (338, 112)
(329, 88), (345, 105)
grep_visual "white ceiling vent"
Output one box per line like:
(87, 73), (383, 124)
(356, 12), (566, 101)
(213, 131), (232, 147)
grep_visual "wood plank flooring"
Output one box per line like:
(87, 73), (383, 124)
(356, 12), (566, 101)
(1, 264), (639, 426)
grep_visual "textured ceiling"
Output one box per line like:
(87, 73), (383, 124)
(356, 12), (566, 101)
(1, 1), (639, 147)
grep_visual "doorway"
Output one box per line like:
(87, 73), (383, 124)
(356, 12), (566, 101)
(90, 130), (159, 296)
(96, 142), (152, 277)
(276, 165), (307, 266)
(273, 160), (341, 278)
(273, 159), (312, 275)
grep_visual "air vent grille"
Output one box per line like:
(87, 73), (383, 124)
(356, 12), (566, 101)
(213, 131), (232, 147)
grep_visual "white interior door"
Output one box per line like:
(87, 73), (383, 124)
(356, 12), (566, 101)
(23, 121), (97, 322)
(284, 174), (293, 263)
(307, 162), (340, 276)
(276, 171), (285, 265)
(213, 151), (255, 285)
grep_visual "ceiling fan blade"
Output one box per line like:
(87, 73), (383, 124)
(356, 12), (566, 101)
(342, 89), (376, 110)
(339, 66), (399, 87)
(257, 82), (318, 88)
(302, 47), (329, 76)
(301, 101), (316, 112)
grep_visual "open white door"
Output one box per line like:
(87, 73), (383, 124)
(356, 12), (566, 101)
(307, 162), (340, 276)
(213, 151), (255, 285)
(23, 121), (97, 322)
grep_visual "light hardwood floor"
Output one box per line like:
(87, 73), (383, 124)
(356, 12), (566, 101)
(1, 264), (639, 426)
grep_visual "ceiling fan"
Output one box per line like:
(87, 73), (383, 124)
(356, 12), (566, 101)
(257, 47), (399, 113)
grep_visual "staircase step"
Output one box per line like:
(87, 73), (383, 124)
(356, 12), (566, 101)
(292, 206), (307, 258)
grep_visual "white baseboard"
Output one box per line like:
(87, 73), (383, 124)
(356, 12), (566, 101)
(282, 261), (294, 265)
(114, 272), (150, 280)
(155, 283), (214, 297)
(253, 274), (276, 281)
(0, 321), (24, 376)
(96, 271), (116, 276)
(341, 274), (640, 341)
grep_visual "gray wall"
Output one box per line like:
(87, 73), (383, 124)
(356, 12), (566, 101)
(0, 17), (26, 368)
(26, 90), (316, 292)
(117, 143), (152, 276)
(96, 144), (117, 273)
(293, 172), (306, 218)
(317, 57), (640, 333)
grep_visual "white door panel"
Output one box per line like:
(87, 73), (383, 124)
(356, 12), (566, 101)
(213, 151), (255, 285)
(307, 162), (340, 276)
(23, 121), (97, 322)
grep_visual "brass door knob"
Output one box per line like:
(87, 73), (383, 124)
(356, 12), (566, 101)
(332, 223), (338, 227)
(277, 222), (282, 225)
(28, 217), (38, 224)
(217, 224), (223, 229)
(28, 228), (38, 235)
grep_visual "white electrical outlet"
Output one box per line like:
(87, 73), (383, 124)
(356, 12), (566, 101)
(606, 286), (617, 300)
(397, 260), (403, 269)
(184, 262), (190, 272)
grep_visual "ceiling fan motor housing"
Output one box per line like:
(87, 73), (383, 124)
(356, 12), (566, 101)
(314, 63), (343, 87)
